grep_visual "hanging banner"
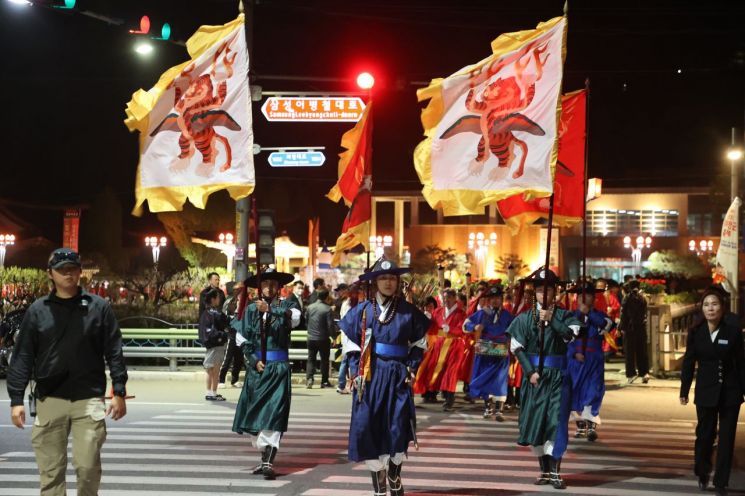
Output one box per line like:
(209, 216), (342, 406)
(62, 208), (81, 252)
(715, 197), (741, 294)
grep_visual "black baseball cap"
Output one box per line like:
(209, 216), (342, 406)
(48, 248), (81, 270)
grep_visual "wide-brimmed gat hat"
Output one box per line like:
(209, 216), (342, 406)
(358, 258), (411, 281)
(245, 268), (295, 288)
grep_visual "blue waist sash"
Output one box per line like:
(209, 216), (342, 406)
(375, 343), (408, 358)
(265, 350), (289, 362)
(528, 354), (566, 370)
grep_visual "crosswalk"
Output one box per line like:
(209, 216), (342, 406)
(0, 399), (711, 495)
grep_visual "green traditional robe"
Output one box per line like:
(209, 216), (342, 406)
(507, 307), (581, 454)
(232, 299), (295, 435)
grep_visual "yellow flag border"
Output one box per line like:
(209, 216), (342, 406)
(124, 15), (254, 216)
(413, 15), (568, 217)
(331, 220), (370, 266)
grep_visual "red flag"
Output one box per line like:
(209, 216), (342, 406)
(497, 89), (586, 234)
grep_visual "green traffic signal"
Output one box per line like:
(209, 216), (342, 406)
(53, 0), (75, 9)
(161, 23), (171, 41)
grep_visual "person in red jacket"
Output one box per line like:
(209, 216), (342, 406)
(413, 289), (467, 410)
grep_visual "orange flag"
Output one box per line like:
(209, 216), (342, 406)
(328, 102), (373, 265)
(497, 89), (586, 234)
(327, 103), (373, 206)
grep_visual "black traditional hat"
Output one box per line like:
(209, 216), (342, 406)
(245, 268), (295, 288)
(525, 267), (561, 287)
(358, 257), (411, 281)
(486, 286), (504, 297)
(567, 282), (602, 294)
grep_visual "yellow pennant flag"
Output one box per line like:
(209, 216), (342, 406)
(414, 16), (567, 216)
(124, 15), (254, 216)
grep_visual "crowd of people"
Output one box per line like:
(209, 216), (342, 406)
(5, 247), (744, 496)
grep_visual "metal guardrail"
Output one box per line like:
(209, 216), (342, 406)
(648, 303), (698, 378)
(119, 317), (312, 371)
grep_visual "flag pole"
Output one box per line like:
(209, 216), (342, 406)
(538, 193), (555, 377)
(235, 0), (254, 283)
(252, 196), (266, 365)
(582, 78), (590, 290)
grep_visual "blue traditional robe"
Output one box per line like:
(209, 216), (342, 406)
(567, 309), (612, 423)
(464, 307), (514, 400)
(339, 296), (429, 462)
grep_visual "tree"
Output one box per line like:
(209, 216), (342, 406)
(494, 254), (530, 280)
(157, 192), (236, 267)
(647, 250), (708, 279)
(410, 245), (465, 277)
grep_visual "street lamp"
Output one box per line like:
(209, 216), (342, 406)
(218, 232), (235, 277)
(0, 234), (16, 268)
(623, 234), (652, 272)
(689, 239), (715, 256)
(144, 236), (167, 267)
(369, 234), (392, 259)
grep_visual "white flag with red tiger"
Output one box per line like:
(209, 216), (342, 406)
(124, 15), (254, 215)
(414, 16), (567, 216)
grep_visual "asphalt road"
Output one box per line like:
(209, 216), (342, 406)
(1, 369), (745, 495)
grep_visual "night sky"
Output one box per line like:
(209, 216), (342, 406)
(1, 0), (744, 249)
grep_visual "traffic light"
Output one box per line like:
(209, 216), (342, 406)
(256, 209), (275, 266)
(52, 0), (75, 9)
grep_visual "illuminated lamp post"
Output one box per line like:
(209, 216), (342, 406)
(144, 236), (167, 269)
(0, 234), (16, 268)
(623, 235), (652, 272)
(219, 233), (235, 277)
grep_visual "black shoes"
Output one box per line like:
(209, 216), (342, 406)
(320, 381), (334, 389)
(586, 421), (598, 442)
(371, 469), (387, 496)
(388, 460), (404, 496)
(697, 475), (708, 491)
(260, 445), (278, 480)
(549, 457), (567, 490)
(534, 455), (551, 485)
(205, 394), (226, 401)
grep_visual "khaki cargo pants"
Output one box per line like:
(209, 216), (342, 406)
(31, 397), (107, 496)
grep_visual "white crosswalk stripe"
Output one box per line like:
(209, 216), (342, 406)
(0, 403), (712, 495)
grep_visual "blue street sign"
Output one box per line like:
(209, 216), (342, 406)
(268, 151), (326, 167)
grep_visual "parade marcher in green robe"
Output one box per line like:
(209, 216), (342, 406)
(507, 269), (582, 490)
(232, 269), (299, 480)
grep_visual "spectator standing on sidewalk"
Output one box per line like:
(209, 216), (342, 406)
(305, 289), (336, 388)
(218, 281), (244, 389)
(200, 288), (229, 401)
(307, 277), (326, 305)
(7, 248), (128, 496)
(336, 285), (358, 394)
(619, 279), (649, 384)
(199, 272), (225, 320)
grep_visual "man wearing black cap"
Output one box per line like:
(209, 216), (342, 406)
(232, 268), (300, 480)
(506, 268), (581, 489)
(7, 248), (128, 496)
(338, 258), (430, 496)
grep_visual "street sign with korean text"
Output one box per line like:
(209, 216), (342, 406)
(268, 151), (326, 167)
(261, 97), (366, 122)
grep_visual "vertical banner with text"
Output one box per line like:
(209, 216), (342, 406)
(62, 208), (81, 252)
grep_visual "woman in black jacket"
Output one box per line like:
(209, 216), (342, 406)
(680, 289), (745, 495)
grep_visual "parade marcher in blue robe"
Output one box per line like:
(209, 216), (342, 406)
(507, 269), (581, 490)
(463, 286), (514, 421)
(567, 282), (613, 442)
(339, 258), (430, 496)
(231, 269), (300, 480)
